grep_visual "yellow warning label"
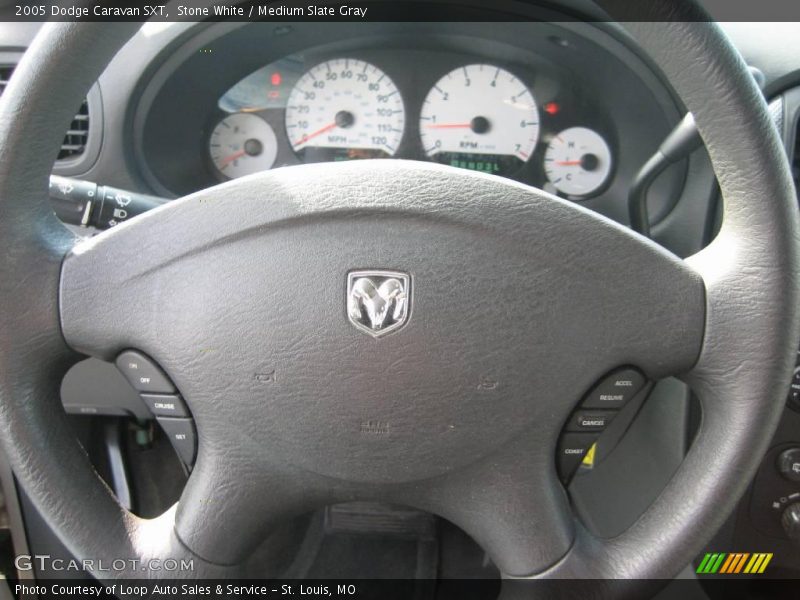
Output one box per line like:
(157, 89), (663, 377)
(582, 443), (597, 467)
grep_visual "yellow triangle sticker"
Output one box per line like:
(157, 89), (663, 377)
(581, 443), (597, 467)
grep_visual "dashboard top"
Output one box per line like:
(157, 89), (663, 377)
(123, 20), (688, 232)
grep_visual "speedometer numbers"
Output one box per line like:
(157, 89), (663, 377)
(420, 64), (540, 176)
(285, 59), (405, 161)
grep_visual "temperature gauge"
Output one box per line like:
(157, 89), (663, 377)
(544, 127), (612, 198)
(209, 113), (278, 179)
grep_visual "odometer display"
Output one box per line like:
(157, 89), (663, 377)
(285, 59), (405, 161)
(419, 64), (540, 176)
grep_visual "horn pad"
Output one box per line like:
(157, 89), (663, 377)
(60, 160), (703, 483)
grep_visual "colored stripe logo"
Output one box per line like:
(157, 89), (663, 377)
(696, 553), (773, 574)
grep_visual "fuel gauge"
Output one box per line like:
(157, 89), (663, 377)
(209, 113), (278, 179)
(544, 127), (612, 198)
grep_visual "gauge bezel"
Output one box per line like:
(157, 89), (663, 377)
(418, 63), (541, 178)
(543, 126), (616, 200)
(207, 111), (280, 181)
(284, 57), (407, 162)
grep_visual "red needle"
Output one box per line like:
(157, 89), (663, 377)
(555, 160), (582, 166)
(425, 123), (473, 129)
(219, 150), (246, 170)
(293, 121), (337, 146)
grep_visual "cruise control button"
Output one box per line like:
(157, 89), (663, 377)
(565, 410), (616, 432)
(141, 394), (189, 418)
(582, 367), (645, 409)
(116, 350), (176, 394)
(157, 417), (196, 465)
(557, 433), (597, 482)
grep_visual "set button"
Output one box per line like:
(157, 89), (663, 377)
(157, 417), (197, 466)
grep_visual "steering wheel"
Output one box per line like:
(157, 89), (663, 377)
(1, 2), (798, 595)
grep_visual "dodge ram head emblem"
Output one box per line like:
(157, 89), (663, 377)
(347, 270), (410, 338)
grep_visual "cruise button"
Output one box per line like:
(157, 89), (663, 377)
(582, 367), (646, 409)
(141, 393), (188, 418)
(565, 410), (616, 432)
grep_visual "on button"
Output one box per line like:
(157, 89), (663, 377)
(115, 350), (176, 394)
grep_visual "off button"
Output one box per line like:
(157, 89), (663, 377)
(116, 350), (176, 394)
(582, 368), (646, 410)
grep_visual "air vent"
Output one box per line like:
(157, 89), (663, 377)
(0, 64), (89, 161)
(58, 99), (90, 160)
(0, 65), (14, 94)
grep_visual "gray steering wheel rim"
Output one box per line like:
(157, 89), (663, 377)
(0, 4), (798, 592)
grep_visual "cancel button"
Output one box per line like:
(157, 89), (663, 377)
(566, 410), (616, 432)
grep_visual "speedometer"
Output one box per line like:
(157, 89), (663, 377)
(285, 59), (405, 162)
(419, 64), (540, 176)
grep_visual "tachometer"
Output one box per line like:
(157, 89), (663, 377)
(285, 59), (405, 161)
(419, 64), (539, 176)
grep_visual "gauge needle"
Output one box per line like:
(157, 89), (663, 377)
(293, 121), (338, 147)
(219, 150), (246, 170)
(425, 123), (473, 129)
(555, 160), (582, 166)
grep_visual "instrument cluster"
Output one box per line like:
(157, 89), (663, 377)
(209, 51), (616, 200)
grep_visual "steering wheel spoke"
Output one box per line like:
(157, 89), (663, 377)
(174, 456), (325, 566)
(395, 433), (574, 577)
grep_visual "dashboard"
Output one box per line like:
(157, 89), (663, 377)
(134, 22), (689, 227)
(212, 53), (611, 196)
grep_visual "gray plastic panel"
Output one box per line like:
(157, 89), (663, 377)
(61, 358), (151, 421)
